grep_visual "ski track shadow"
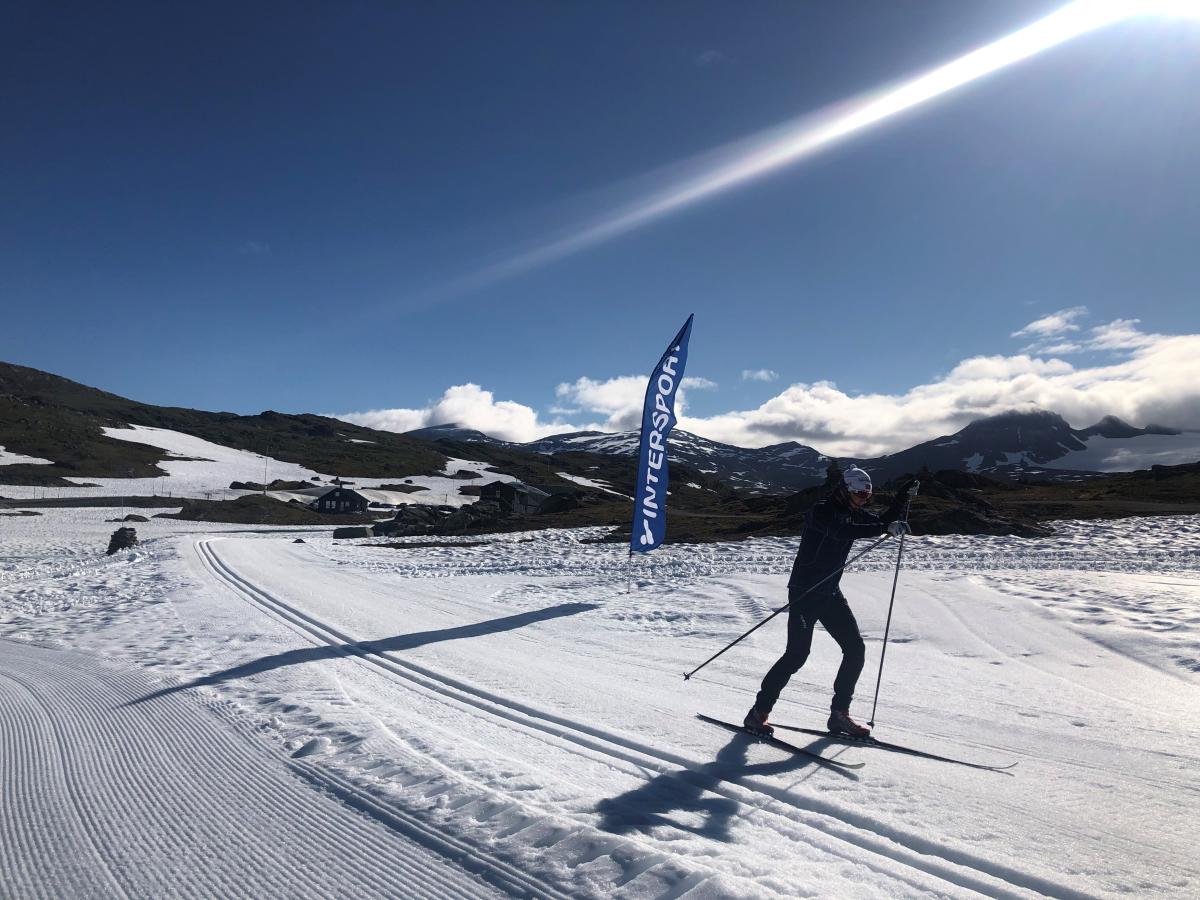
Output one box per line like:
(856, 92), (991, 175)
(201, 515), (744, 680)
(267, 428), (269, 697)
(595, 732), (837, 841)
(123, 601), (599, 707)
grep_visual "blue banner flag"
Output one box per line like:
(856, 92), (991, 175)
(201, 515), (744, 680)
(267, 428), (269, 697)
(630, 314), (694, 554)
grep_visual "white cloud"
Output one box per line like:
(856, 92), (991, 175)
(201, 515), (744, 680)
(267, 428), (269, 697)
(1088, 318), (1157, 351)
(336, 384), (573, 443)
(1011, 306), (1088, 338)
(1030, 341), (1084, 355)
(742, 368), (779, 382)
(555, 376), (645, 430)
(336, 322), (1200, 457)
(679, 324), (1200, 456)
(683, 376), (718, 390)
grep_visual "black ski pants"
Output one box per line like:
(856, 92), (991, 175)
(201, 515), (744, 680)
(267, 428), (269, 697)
(754, 588), (866, 715)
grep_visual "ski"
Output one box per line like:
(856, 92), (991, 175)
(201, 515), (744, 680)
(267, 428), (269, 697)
(696, 714), (865, 770)
(769, 723), (1017, 772)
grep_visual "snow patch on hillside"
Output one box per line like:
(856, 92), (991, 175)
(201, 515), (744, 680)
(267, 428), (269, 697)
(1040, 432), (1200, 471)
(0, 446), (53, 466)
(0, 427), (522, 512)
(555, 472), (629, 498)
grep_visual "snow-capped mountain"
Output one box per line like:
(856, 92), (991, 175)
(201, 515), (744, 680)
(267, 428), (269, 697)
(528, 430), (831, 494)
(409, 409), (1200, 494)
(861, 410), (1197, 482)
(408, 425), (831, 494)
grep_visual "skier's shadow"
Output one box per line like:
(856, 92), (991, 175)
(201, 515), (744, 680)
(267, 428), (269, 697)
(123, 601), (598, 707)
(596, 731), (853, 841)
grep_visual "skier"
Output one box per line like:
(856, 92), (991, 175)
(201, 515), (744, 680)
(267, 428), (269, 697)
(745, 466), (915, 739)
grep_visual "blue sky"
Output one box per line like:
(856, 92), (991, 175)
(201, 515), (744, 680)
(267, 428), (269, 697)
(3, 2), (1198, 454)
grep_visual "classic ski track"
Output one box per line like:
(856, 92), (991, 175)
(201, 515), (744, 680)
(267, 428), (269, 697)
(0, 639), (511, 900)
(922, 585), (1200, 782)
(768, 725), (1016, 772)
(0, 667), (132, 900)
(196, 537), (1102, 900)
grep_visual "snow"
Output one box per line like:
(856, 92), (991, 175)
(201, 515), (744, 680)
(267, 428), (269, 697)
(1, 503), (1198, 898)
(555, 472), (630, 498)
(0, 425), (327, 501)
(0, 446), (54, 466)
(1041, 432), (1200, 472)
(0, 427), (520, 512)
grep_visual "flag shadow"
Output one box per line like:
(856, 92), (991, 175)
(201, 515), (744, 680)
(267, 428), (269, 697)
(125, 601), (598, 707)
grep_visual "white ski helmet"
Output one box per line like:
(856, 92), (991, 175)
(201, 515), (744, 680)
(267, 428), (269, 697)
(842, 466), (872, 495)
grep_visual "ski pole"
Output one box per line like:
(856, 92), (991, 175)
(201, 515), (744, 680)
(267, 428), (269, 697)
(683, 534), (892, 681)
(868, 483), (918, 728)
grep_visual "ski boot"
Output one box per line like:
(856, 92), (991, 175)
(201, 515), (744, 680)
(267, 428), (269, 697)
(743, 706), (774, 737)
(827, 708), (871, 739)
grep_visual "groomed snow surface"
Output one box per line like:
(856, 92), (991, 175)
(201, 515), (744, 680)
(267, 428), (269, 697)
(2, 503), (1198, 898)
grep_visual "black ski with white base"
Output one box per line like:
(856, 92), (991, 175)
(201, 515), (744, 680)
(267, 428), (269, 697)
(696, 714), (865, 770)
(770, 723), (1017, 772)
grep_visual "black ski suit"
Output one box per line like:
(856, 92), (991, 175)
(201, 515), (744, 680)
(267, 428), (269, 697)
(755, 493), (905, 715)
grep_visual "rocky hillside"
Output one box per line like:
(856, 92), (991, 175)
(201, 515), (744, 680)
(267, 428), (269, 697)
(0, 361), (447, 485)
(859, 410), (1192, 483)
(409, 424), (831, 494)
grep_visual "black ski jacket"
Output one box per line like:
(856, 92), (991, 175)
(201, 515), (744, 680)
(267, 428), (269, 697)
(786, 496), (905, 597)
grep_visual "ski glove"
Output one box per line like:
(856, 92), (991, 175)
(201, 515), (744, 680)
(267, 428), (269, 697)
(887, 520), (910, 537)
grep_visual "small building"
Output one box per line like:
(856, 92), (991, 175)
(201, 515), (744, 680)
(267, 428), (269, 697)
(478, 481), (551, 515)
(313, 478), (369, 514)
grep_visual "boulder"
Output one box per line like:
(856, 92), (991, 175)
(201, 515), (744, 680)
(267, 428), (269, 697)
(106, 527), (138, 555)
(332, 526), (374, 539)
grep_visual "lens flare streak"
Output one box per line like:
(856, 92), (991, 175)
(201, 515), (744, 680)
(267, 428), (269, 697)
(445, 0), (1198, 294)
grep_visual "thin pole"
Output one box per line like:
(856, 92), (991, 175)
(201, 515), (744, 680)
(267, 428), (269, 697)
(683, 534), (891, 681)
(868, 489), (916, 728)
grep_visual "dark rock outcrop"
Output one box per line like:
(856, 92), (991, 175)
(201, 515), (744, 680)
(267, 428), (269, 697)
(107, 527), (138, 555)
(228, 479), (315, 492)
(374, 501), (505, 537)
(333, 526), (374, 539)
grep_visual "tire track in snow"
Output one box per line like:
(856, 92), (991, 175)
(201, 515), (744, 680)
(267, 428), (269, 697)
(0, 638), (528, 900)
(196, 537), (1103, 900)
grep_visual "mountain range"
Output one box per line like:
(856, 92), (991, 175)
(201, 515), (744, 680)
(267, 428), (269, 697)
(408, 410), (1200, 495)
(3, 360), (1198, 498)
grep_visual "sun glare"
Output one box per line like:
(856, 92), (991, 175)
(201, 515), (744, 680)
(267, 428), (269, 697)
(449, 1), (1199, 294)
